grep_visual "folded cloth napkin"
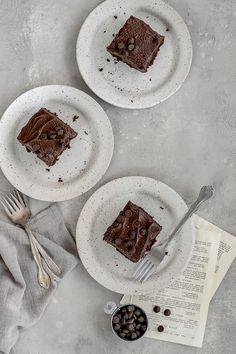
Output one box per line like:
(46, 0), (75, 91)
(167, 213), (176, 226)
(0, 204), (79, 354)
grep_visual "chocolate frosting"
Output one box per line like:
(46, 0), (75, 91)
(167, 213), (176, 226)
(17, 108), (77, 166)
(103, 201), (162, 262)
(107, 16), (165, 72)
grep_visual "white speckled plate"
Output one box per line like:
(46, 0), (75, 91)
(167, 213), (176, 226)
(0, 85), (114, 201)
(76, 176), (195, 294)
(76, 0), (192, 109)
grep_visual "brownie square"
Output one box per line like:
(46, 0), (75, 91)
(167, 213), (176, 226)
(17, 108), (78, 167)
(107, 16), (165, 73)
(103, 201), (162, 263)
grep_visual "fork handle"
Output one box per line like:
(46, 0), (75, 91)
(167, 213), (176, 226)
(25, 227), (50, 289)
(26, 227), (61, 276)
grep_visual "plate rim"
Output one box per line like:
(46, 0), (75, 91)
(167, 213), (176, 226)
(76, 0), (193, 109)
(76, 176), (195, 294)
(0, 84), (114, 202)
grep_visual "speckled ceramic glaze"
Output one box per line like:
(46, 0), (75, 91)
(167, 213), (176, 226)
(76, 176), (195, 294)
(76, 0), (192, 109)
(0, 85), (114, 201)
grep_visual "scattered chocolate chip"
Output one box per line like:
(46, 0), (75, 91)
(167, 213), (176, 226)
(119, 332), (126, 338)
(127, 305), (135, 312)
(131, 332), (138, 339)
(128, 44), (135, 51)
(40, 133), (47, 140)
(73, 115), (79, 122)
(164, 309), (171, 316)
(112, 316), (120, 324)
(134, 309), (141, 316)
(129, 230), (136, 239)
(127, 324), (135, 332)
(84, 130), (88, 135)
(153, 305), (160, 313)
(114, 324), (121, 331)
(128, 37), (135, 44)
(57, 129), (64, 136)
(58, 178), (63, 183)
(138, 316), (145, 323)
(107, 58), (110, 62)
(114, 15), (118, 19)
(125, 209), (132, 217)
(157, 325), (164, 332)
(117, 42), (125, 49)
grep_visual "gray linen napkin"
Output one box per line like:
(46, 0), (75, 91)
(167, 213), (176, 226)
(0, 204), (79, 354)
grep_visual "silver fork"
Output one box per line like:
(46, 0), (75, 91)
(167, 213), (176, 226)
(133, 185), (214, 283)
(1, 190), (61, 289)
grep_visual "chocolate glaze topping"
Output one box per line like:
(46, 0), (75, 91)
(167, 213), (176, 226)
(103, 201), (162, 262)
(107, 16), (165, 72)
(17, 108), (77, 167)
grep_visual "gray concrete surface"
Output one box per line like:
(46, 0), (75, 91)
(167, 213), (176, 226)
(0, 0), (236, 353)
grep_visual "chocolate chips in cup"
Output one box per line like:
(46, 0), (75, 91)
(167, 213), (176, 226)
(112, 305), (148, 341)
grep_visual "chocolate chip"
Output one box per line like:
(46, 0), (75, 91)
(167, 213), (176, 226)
(114, 324), (121, 331)
(119, 332), (126, 338)
(114, 15), (118, 19)
(46, 168), (50, 172)
(117, 313), (122, 319)
(157, 325), (164, 332)
(121, 307), (127, 313)
(141, 325), (147, 332)
(127, 305), (135, 312)
(128, 37), (135, 44)
(136, 324), (141, 330)
(99, 68), (103, 72)
(136, 330), (141, 337)
(131, 332), (138, 339)
(72, 115), (79, 122)
(128, 312), (133, 319)
(165, 251), (168, 255)
(129, 230), (136, 239)
(84, 130), (88, 135)
(115, 238), (122, 246)
(123, 329), (129, 334)
(164, 309), (171, 316)
(166, 28), (169, 31)
(107, 58), (110, 62)
(153, 305), (160, 313)
(123, 313), (129, 320)
(58, 178), (63, 183)
(57, 129), (64, 136)
(117, 42), (125, 49)
(121, 318), (126, 325)
(125, 240), (133, 248)
(125, 209), (132, 217)
(140, 228), (147, 236)
(127, 318), (134, 324)
(134, 309), (141, 316)
(40, 133), (47, 140)
(128, 44), (135, 51)
(127, 324), (135, 332)
(138, 316), (145, 323)
(160, 206), (164, 210)
(112, 316), (120, 324)
(49, 133), (57, 139)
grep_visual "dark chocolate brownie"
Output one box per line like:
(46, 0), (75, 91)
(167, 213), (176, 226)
(103, 201), (162, 262)
(107, 16), (165, 72)
(17, 108), (77, 167)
